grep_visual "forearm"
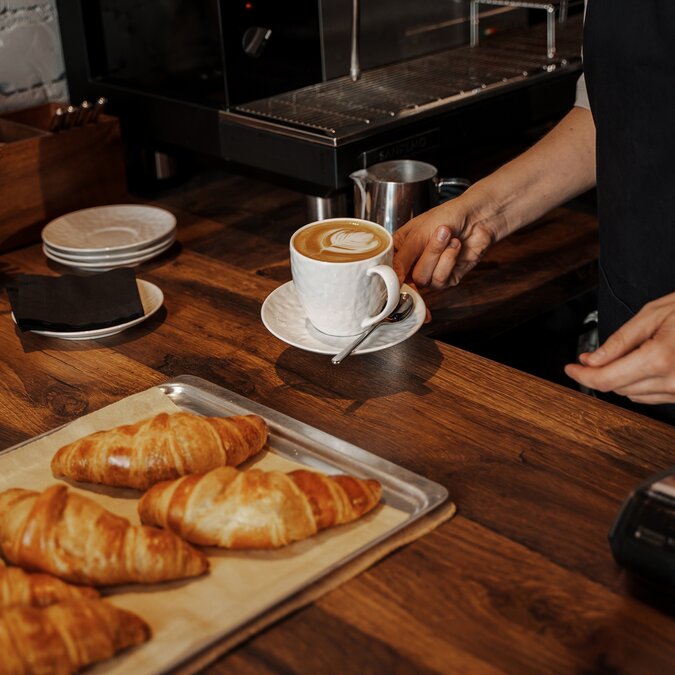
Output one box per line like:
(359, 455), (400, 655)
(460, 106), (597, 241)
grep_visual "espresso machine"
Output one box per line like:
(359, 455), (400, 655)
(57, 0), (583, 214)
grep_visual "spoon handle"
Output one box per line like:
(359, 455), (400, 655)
(331, 322), (379, 365)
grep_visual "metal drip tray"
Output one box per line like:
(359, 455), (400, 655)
(224, 14), (582, 147)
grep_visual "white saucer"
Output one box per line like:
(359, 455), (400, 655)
(12, 279), (164, 340)
(42, 205), (176, 254)
(42, 237), (174, 270)
(261, 281), (425, 355)
(44, 230), (176, 260)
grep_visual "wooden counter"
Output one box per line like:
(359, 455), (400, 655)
(0, 171), (673, 674)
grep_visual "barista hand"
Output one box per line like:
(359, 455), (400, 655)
(565, 292), (675, 405)
(393, 108), (597, 290)
(393, 191), (500, 289)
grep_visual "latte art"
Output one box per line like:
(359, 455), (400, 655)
(320, 228), (381, 255)
(293, 220), (389, 262)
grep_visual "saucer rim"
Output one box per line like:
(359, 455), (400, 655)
(42, 205), (176, 254)
(260, 281), (425, 355)
(43, 230), (176, 260)
(42, 238), (174, 269)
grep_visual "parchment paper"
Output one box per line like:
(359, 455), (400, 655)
(0, 388), (414, 674)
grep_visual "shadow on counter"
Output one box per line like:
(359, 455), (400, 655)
(273, 338), (444, 414)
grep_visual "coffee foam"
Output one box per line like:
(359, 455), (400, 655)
(294, 220), (388, 262)
(320, 227), (381, 255)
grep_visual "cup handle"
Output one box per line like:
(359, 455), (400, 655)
(361, 265), (400, 329)
(436, 177), (471, 200)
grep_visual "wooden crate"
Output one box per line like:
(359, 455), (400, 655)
(0, 102), (127, 253)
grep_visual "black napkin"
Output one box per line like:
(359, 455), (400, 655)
(7, 268), (145, 332)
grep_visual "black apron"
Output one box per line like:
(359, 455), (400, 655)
(583, 0), (675, 424)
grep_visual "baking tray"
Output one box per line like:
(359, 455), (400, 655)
(0, 375), (449, 673)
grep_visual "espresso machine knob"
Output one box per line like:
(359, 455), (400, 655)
(242, 26), (272, 58)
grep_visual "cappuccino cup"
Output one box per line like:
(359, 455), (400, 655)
(290, 218), (400, 337)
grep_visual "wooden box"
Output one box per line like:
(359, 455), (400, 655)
(0, 102), (127, 253)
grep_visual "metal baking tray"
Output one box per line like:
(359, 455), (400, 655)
(0, 374), (449, 673)
(161, 375), (448, 516)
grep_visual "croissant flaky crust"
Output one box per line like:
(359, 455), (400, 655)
(51, 412), (269, 490)
(0, 559), (99, 609)
(0, 485), (208, 586)
(0, 599), (150, 675)
(138, 466), (382, 549)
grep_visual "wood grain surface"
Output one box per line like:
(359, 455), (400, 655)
(0, 169), (673, 675)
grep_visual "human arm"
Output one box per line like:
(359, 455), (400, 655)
(565, 292), (675, 405)
(393, 105), (597, 288)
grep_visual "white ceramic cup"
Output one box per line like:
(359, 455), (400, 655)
(290, 218), (401, 337)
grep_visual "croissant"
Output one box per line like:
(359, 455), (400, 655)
(138, 466), (382, 549)
(0, 485), (208, 586)
(51, 411), (268, 490)
(0, 599), (150, 675)
(0, 558), (99, 609)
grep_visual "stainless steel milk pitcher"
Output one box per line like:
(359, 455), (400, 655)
(350, 159), (470, 235)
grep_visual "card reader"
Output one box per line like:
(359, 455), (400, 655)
(610, 467), (675, 588)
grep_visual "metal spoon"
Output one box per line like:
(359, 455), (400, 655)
(331, 292), (414, 365)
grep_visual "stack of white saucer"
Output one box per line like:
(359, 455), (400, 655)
(41, 205), (177, 271)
